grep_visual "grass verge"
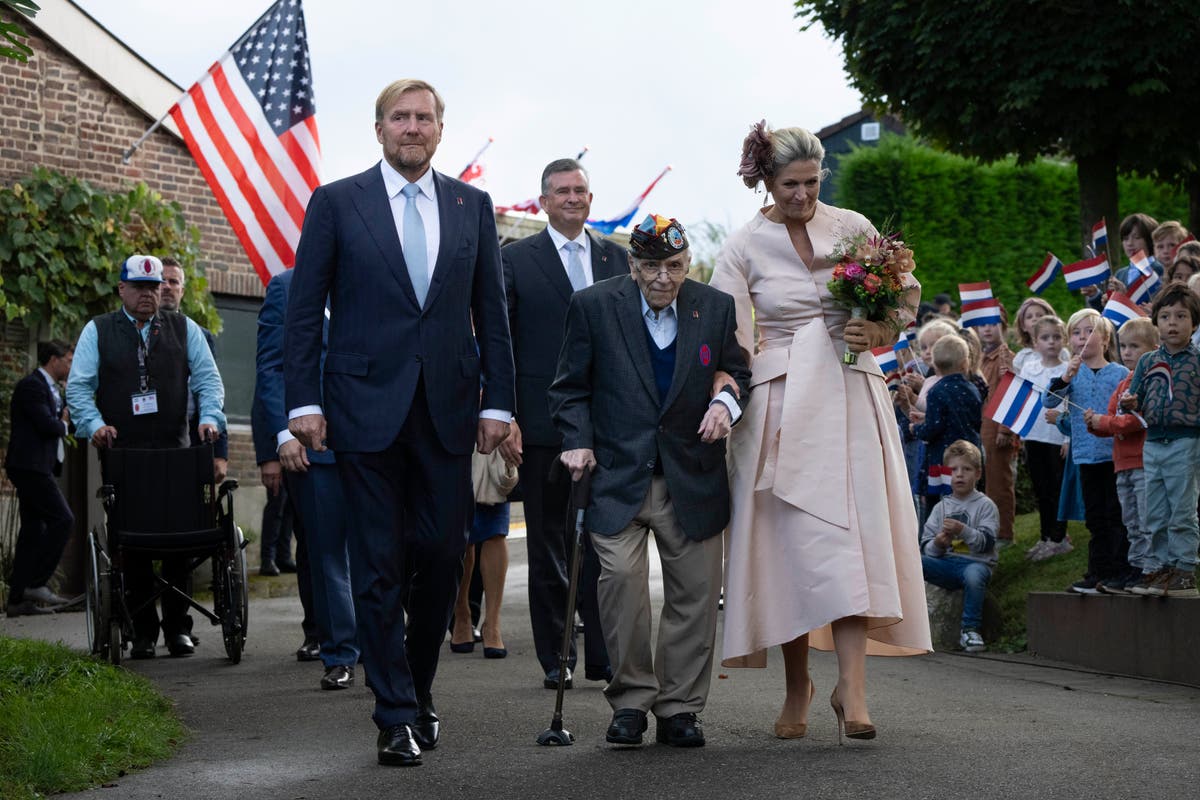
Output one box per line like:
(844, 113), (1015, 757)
(0, 635), (186, 799)
(989, 512), (1092, 652)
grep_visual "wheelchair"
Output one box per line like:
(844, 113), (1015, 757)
(84, 444), (249, 664)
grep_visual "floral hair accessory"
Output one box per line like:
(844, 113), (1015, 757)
(738, 119), (774, 188)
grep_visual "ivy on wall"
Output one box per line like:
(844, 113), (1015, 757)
(836, 136), (1189, 319)
(0, 167), (221, 339)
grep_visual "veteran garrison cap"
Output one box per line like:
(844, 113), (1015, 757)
(629, 214), (688, 260)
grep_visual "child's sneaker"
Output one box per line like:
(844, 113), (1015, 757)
(1132, 568), (1172, 597)
(1025, 540), (1049, 560)
(959, 629), (987, 653)
(1067, 575), (1101, 594)
(1164, 569), (1198, 598)
(1097, 576), (1131, 594)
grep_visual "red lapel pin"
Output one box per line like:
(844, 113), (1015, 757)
(456, 196), (463, 205)
(692, 310), (700, 319)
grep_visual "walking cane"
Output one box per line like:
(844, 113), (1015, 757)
(536, 466), (592, 746)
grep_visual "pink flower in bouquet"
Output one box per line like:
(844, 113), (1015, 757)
(843, 263), (866, 281)
(863, 273), (882, 294)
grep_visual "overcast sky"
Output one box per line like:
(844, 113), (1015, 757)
(76, 0), (860, 234)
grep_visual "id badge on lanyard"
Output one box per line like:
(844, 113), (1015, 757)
(132, 327), (158, 416)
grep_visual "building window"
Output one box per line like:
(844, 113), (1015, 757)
(860, 122), (881, 142)
(210, 293), (261, 425)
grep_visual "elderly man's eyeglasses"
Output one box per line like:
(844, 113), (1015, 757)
(635, 262), (688, 278)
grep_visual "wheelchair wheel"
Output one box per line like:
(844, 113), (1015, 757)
(85, 531), (105, 657)
(233, 526), (249, 641)
(214, 557), (244, 664)
(108, 618), (123, 667)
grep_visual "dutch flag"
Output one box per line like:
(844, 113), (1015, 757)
(1025, 253), (1062, 295)
(927, 464), (953, 495)
(1128, 269), (1161, 304)
(1092, 218), (1108, 252)
(983, 372), (1044, 438)
(1141, 361), (1174, 401)
(960, 298), (1002, 328)
(958, 281), (994, 305)
(871, 344), (901, 374)
(1102, 292), (1146, 328)
(1063, 253), (1110, 290)
(1130, 249), (1153, 276)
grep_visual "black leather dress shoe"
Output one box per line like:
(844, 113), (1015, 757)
(413, 698), (440, 750)
(585, 665), (613, 682)
(296, 639), (321, 661)
(130, 638), (156, 659)
(377, 724), (422, 766)
(656, 712), (705, 747)
(543, 666), (573, 690)
(606, 708), (648, 745)
(259, 560), (280, 577)
(277, 560), (298, 573)
(320, 664), (354, 690)
(166, 633), (196, 657)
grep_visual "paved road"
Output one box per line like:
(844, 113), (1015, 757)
(4, 545), (1198, 800)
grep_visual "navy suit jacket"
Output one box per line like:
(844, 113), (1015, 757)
(4, 370), (67, 476)
(253, 269), (334, 466)
(502, 228), (628, 448)
(284, 164), (515, 455)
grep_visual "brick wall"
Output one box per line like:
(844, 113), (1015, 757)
(0, 21), (264, 489)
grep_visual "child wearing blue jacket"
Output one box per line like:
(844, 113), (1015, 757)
(1043, 308), (1131, 594)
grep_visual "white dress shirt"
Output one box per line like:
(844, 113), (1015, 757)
(545, 225), (594, 287)
(381, 160), (440, 276)
(638, 294), (740, 423)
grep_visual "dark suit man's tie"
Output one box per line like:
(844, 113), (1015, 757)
(401, 183), (429, 307)
(564, 241), (587, 292)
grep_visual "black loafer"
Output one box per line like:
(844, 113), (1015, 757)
(166, 633), (196, 657)
(543, 666), (573, 690)
(259, 560), (280, 577)
(656, 712), (705, 747)
(377, 724), (422, 766)
(130, 638), (156, 659)
(320, 664), (353, 690)
(277, 560), (298, 573)
(413, 698), (440, 750)
(606, 708), (648, 745)
(296, 639), (321, 662)
(585, 665), (613, 682)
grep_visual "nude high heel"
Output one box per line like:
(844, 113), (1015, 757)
(773, 678), (816, 739)
(830, 688), (876, 744)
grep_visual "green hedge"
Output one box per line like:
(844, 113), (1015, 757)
(835, 136), (1189, 320)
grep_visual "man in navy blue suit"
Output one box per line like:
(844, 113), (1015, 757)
(253, 268), (358, 689)
(284, 79), (515, 767)
(4, 340), (74, 617)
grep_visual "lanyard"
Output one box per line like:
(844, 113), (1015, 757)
(134, 317), (156, 392)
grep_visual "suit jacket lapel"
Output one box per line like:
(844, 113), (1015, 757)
(616, 280), (661, 404)
(351, 164), (420, 309)
(422, 171), (462, 310)
(532, 229), (575, 304)
(660, 281), (700, 413)
(588, 231), (624, 282)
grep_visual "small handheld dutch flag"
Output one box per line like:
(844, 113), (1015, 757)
(1142, 361), (1174, 401)
(927, 464), (953, 495)
(1063, 253), (1110, 290)
(983, 372), (1044, 438)
(1092, 218), (1108, 252)
(1128, 272), (1161, 305)
(1025, 253), (1062, 295)
(1130, 249), (1153, 277)
(870, 343), (901, 374)
(958, 281), (1002, 328)
(1101, 292), (1146, 328)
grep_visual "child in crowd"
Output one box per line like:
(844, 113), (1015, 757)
(1152, 220), (1189, 278)
(1012, 297), (1059, 373)
(1089, 213), (1163, 311)
(1043, 309), (1130, 594)
(910, 335), (982, 520)
(920, 439), (998, 653)
(1085, 317), (1159, 592)
(975, 307), (1018, 545)
(958, 326), (989, 403)
(1021, 315), (1072, 559)
(1122, 283), (1200, 597)
(900, 318), (959, 412)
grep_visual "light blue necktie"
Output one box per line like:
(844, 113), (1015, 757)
(401, 183), (428, 306)
(564, 241), (586, 292)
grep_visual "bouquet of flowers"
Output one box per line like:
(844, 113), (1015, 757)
(826, 230), (916, 364)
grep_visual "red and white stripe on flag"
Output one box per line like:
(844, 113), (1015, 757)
(983, 372), (1043, 438)
(960, 298), (1002, 328)
(927, 464), (952, 495)
(1128, 269), (1160, 304)
(958, 281), (993, 304)
(1102, 292), (1147, 328)
(1062, 253), (1109, 290)
(869, 344), (900, 374)
(1130, 249), (1153, 276)
(169, 0), (321, 286)
(1026, 253), (1062, 295)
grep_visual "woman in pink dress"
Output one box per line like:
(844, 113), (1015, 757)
(710, 122), (931, 744)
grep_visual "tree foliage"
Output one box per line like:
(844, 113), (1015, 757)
(837, 136), (1188, 317)
(0, 167), (221, 339)
(795, 1), (1200, 247)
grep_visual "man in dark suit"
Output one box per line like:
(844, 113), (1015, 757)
(498, 158), (621, 689)
(284, 79), (514, 767)
(550, 215), (750, 749)
(253, 268), (358, 688)
(4, 339), (74, 617)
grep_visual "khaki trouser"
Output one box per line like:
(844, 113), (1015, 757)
(590, 476), (723, 718)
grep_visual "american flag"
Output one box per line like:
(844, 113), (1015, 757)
(169, 0), (320, 285)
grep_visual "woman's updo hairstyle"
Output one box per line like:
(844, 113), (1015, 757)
(737, 120), (829, 190)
